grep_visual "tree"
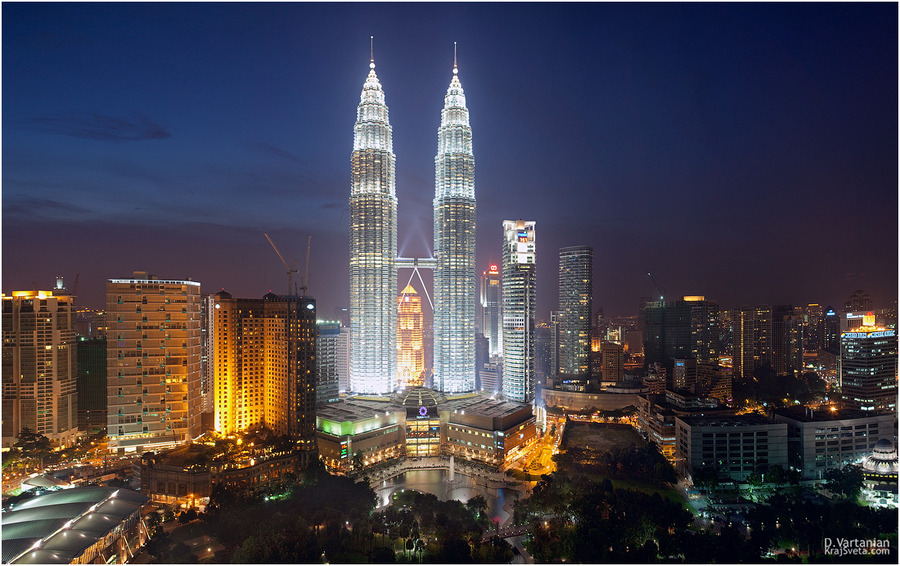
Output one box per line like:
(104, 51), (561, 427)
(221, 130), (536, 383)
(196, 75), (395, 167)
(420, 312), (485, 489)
(466, 495), (488, 521)
(823, 466), (864, 500)
(14, 428), (52, 469)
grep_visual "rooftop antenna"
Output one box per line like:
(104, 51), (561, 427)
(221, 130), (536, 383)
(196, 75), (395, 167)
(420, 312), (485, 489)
(453, 41), (458, 74)
(370, 35), (375, 69)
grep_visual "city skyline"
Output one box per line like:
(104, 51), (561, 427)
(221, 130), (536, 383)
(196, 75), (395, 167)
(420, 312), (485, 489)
(3, 3), (897, 319)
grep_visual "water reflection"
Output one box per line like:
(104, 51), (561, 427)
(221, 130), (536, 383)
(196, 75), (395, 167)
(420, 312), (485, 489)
(377, 468), (515, 523)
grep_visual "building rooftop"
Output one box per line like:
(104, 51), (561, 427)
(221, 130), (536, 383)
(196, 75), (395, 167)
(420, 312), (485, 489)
(2, 486), (148, 564)
(773, 406), (879, 423)
(443, 393), (532, 419)
(676, 413), (775, 427)
(316, 389), (531, 423)
(317, 397), (400, 423)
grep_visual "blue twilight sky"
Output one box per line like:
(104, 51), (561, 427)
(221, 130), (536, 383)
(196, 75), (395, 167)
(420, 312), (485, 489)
(2, 2), (897, 318)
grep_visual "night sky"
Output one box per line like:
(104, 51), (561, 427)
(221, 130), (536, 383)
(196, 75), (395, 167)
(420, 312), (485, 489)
(3, 2), (897, 319)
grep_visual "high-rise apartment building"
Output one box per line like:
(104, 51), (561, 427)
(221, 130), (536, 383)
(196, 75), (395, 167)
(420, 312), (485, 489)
(840, 314), (897, 413)
(349, 53), (397, 395)
(480, 264), (501, 357)
(106, 272), (201, 453)
(433, 53), (476, 394)
(502, 220), (536, 403)
(557, 246), (593, 380)
(2, 289), (79, 447)
(732, 305), (773, 380)
(213, 291), (318, 464)
(397, 285), (425, 388)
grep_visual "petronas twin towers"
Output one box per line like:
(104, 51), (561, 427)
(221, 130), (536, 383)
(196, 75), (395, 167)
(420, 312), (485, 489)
(350, 45), (476, 395)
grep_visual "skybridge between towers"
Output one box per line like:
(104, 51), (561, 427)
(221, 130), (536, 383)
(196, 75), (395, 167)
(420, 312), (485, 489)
(396, 256), (436, 311)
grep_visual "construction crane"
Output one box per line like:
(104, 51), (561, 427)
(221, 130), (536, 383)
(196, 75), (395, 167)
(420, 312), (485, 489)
(265, 233), (299, 295)
(647, 272), (665, 302)
(302, 235), (311, 295)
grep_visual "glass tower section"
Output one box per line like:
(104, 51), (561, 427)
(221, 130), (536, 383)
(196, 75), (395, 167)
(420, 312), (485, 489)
(502, 220), (536, 403)
(350, 57), (397, 394)
(480, 265), (502, 357)
(433, 58), (476, 394)
(558, 245), (593, 378)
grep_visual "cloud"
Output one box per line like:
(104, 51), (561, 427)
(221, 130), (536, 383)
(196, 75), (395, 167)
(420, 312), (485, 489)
(20, 112), (171, 141)
(3, 194), (92, 218)
(253, 142), (305, 164)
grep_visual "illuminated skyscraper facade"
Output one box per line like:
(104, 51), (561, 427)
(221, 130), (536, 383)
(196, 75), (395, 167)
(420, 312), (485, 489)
(480, 265), (501, 357)
(349, 54), (397, 394)
(2, 289), (79, 448)
(840, 315), (897, 413)
(433, 56), (476, 394)
(557, 245), (593, 379)
(213, 292), (318, 464)
(502, 220), (536, 403)
(397, 285), (425, 388)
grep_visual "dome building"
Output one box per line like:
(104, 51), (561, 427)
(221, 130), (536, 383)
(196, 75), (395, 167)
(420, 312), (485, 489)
(861, 437), (898, 507)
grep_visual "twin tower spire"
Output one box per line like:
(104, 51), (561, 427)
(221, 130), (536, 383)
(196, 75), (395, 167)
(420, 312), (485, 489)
(349, 40), (476, 395)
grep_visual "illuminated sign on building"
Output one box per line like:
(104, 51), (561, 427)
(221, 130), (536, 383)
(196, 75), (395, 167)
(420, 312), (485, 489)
(844, 330), (896, 339)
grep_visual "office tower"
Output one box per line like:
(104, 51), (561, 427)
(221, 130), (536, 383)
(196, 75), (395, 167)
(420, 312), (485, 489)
(475, 333), (489, 390)
(549, 311), (561, 381)
(557, 246), (593, 380)
(106, 272), (201, 452)
(502, 220), (536, 403)
(594, 308), (607, 343)
(840, 315), (897, 412)
(642, 296), (719, 372)
(733, 305), (773, 380)
(480, 264), (502, 356)
(336, 325), (350, 392)
(397, 285), (425, 388)
(316, 321), (342, 405)
(600, 341), (624, 384)
(433, 52), (476, 394)
(799, 303), (823, 356)
(214, 292), (318, 463)
(480, 362), (502, 394)
(534, 323), (552, 386)
(822, 306), (840, 353)
(349, 52), (397, 395)
(76, 337), (107, 433)
(844, 290), (873, 313)
(2, 289), (78, 447)
(772, 305), (803, 376)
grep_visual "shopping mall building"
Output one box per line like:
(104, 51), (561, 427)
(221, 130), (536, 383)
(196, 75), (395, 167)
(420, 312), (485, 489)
(316, 388), (537, 473)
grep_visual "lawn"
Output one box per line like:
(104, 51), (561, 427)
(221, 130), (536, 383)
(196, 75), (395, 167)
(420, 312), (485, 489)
(561, 421), (644, 453)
